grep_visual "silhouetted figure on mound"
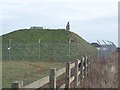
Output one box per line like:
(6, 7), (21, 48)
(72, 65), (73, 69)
(66, 22), (70, 31)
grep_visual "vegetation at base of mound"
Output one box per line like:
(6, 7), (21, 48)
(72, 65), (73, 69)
(2, 29), (97, 61)
(2, 61), (64, 88)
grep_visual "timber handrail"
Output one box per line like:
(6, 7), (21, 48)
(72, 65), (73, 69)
(11, 55), (90, 89)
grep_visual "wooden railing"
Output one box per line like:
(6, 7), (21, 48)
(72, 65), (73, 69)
(11, 55), (90, 89)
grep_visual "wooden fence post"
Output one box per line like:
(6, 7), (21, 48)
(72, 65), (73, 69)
(11, 81), (23, 90)
(75, 60), (79, 87)
(85, 55), (88, 77)
(65, 62), (71, 89)
(81, 57), (85, 79)
(50, 68), (56, 89)
(88, 55), (90, 72)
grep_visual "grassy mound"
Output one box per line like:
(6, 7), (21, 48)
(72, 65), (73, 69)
(2, 29), (97, 61)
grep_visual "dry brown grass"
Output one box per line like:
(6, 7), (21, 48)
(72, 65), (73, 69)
(80, 51), (118, 88)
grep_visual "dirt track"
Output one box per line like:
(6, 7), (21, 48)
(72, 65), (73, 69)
(79, 52), (118, 88)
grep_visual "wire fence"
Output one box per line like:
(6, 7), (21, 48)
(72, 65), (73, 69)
(2, 42), (94, 62)
(97, 45), (116, 60)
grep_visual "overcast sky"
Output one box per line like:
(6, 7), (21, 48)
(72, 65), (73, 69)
(1, 0), (119, 46)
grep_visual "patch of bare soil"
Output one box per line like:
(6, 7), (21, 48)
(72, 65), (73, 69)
(80, 52), (118, 88)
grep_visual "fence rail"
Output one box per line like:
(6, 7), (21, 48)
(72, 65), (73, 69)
(11, 55), (90, 89)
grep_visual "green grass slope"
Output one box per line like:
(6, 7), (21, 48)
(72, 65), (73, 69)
(2, 29), (97, 61)
(2, 29), (68, 43)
